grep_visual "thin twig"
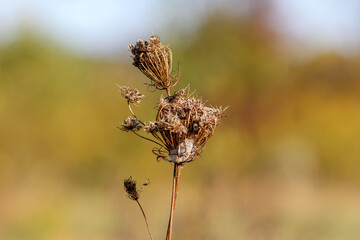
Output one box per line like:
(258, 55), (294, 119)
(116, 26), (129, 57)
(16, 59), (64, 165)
(136, 200), (154, 240)
(166, 163), (182, 240)
(131, 130), (166, 148)
(127, 104), (146, 126)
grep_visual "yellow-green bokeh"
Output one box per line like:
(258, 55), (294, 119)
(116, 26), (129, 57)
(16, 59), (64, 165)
(1, 13), (360, 240)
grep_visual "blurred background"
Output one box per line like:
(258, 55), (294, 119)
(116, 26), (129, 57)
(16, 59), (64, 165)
(1, 0), (360, 239)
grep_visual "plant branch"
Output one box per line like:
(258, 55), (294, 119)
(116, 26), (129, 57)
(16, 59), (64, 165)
(131, 130), (165, 148)
(136, 200), (154, 240)
(128, 104), (146, 126)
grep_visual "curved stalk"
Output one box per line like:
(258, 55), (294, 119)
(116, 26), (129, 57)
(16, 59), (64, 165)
(131, 130), (166, 148)
(136, 200), (154, 240)
(127, 104), (146, 126)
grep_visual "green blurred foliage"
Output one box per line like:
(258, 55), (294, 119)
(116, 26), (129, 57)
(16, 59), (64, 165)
(1, 12), (360, 240)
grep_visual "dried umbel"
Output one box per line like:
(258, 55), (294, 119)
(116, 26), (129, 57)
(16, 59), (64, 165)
(129, 35), (178, 94)
(118, 85), (144, 104)
(145, 89), (226, 163)
(119, 116), (142, 132)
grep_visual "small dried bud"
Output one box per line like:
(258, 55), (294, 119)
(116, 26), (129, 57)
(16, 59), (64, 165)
(161, 114), (187, 134)
(120, 116), (142, 132)
(118, 85), (144, 104)
(144, 121), (163, 133)
(173, 88), (185, 98)
(129, 35), (178, 91)
(124, 177), (139, 200)
(213, 106), (228, 120)
(156, 97), (167, 109)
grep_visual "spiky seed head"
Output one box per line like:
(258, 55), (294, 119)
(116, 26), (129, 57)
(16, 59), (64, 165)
(120, 116), (142, 132)
(144, 88), (227, 164)
(118, 85), (144, 104)
(129, 35), (178, 91)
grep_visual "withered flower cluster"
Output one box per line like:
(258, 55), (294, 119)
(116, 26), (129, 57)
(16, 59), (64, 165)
(118, 85), (144, 104)
(124, 176), (139, 201)
(120, 116), (142, 132)
(129, 35), (178, 95)
(145, 89), (226, 163)
(119, 35), (226, 165)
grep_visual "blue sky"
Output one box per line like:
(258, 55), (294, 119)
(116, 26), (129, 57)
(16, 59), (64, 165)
(0, 0), (359, 58)
(272, 0), (360, 54)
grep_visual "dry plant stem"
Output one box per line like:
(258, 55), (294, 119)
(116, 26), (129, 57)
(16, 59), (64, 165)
(127, 103), (145, 124)
(131, 130), (165, 148)
(128, 103), (136, 117)
(136, 200), (154, 240)
(166, 163), (182, 240)
(128, 104), (146, 126)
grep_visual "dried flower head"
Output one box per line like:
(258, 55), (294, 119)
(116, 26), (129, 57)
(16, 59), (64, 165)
(118, 85), (144, 104)
(145, 88), (227, 164)
(129, 35), (178, 92)
(124, 176), (139, 200)
(120, 116), (142, 132)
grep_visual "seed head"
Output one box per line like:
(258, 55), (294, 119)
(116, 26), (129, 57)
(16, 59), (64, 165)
(129, 35), (178, 91)
(118, 85), (144, 104)
(145, 88), (226, 164)
(120, 116), (142, 132)
(124, 176), (139, 201)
